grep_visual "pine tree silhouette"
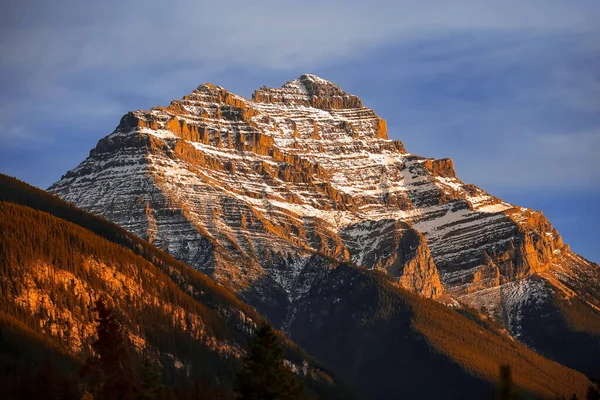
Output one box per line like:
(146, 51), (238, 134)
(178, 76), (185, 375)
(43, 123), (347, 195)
(84, 298), (140, 400)
(234, 323), (303, 400)
(496, 364), (518, 400)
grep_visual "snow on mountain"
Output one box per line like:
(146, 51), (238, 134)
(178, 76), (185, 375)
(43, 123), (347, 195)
(49, 74), (600, 335)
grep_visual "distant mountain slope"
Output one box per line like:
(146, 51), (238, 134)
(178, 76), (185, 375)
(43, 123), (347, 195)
(0, 174), (354, 399)
(48, 74), (600, 377)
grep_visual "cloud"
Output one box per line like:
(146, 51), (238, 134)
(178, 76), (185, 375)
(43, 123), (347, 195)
(467, 130), (600, 189)
(0, 0), (599, 191)
(2, 0), (597, 75)
(362, 28), (600, 191)
(0, 123), (50, 148)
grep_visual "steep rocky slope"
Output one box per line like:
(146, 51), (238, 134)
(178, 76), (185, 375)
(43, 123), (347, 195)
(0, 174), (354, 399)
(49, 74), (600, 373)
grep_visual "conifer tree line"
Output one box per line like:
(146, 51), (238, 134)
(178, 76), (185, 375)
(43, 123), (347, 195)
(234, 322), (303, 400)
(0, 297), (306, 399)
(494, 364), (600, 400)
(0, 179), (346, 400)
(0, 298), (232, 399)
(4, 298), (599, 399)
(79, 299), (304, 400)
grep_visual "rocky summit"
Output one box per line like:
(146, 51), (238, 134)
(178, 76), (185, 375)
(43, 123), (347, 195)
(49, 74), (600, 344)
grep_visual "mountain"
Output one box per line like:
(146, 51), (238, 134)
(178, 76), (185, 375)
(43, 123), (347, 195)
(46, 74), (600, 395)
(0, 179), (592, 400)
(0, 174), (355, 399)
(287, 263), (592, 399)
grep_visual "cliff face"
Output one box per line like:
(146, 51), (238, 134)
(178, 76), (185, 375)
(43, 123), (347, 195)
(340, 221), (443, 298)
(49, 74), (599, 340)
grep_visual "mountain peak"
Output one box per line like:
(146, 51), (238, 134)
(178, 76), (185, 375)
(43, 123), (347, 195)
(197, 82), (218, 89)
(295, 73), (337, 89)
(253, 74), (363, 110)
(285, 73), (345, 95)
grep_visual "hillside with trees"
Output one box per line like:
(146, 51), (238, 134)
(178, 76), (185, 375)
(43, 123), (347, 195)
(288, 263), (592, 399)
(0, 174), (355, 399)
(0, 174), (595, 399)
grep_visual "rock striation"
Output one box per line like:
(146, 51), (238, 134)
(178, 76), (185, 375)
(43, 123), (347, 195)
(49, 74), (600, 335)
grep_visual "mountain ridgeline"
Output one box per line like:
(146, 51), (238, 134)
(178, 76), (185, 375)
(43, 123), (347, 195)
(2, 74), (598, 399)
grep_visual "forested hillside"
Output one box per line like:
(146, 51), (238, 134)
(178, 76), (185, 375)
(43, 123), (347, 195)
(0, 174), (595, 400)
(0, 174), (354, 399)
(287, 262), (592, 399)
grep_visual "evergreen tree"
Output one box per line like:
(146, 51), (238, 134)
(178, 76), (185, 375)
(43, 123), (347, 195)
(234, 323), (303, 400)
(140, 358), (164, 400)
(497, 364), (518, 400)
(84, 298), (140, 400)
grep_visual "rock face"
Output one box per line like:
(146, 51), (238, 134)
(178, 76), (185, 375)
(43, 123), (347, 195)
(49, 74), (599, 337)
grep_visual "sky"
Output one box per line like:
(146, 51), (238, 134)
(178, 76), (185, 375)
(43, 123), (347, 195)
(1, 1), (599, 262)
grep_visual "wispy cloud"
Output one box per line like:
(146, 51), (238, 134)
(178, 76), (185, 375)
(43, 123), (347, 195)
(0, 0), (598, 192)
(1, 1), (592, 68)
(368, 29), (600, 190)
(0, 123), (50, 148)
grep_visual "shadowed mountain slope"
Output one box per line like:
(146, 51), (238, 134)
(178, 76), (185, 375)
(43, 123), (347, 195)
(0, 174), (356, 399)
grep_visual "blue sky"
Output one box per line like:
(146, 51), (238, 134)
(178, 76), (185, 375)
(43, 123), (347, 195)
(1, 1), (599, 262)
